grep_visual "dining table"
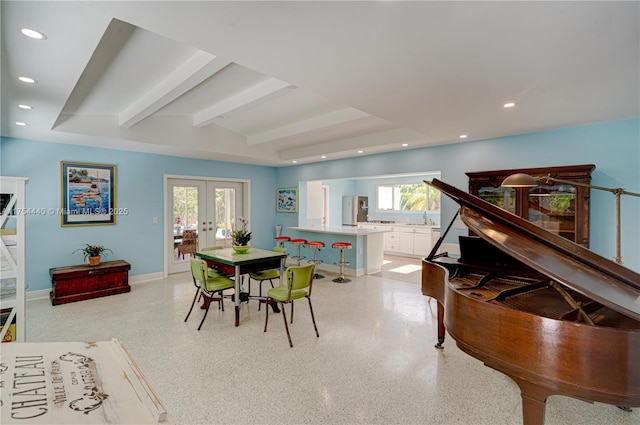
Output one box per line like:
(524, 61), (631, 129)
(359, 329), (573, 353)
(196, 247), (287, 326)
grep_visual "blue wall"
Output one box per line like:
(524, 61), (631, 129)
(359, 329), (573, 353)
(2, 118), (639, 293)
(0, 138), (277, 291)
(276, 119), (640, 271)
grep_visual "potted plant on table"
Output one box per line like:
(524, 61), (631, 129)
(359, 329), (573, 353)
(231, 217), (252, 254)
(74, 244), (113, 266)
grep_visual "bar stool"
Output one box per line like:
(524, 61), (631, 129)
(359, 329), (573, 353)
(289, 238), (307, 266)
(275, 236), (290, 248)
(331, 242), (352, 283)
(305, 241), (325, 279)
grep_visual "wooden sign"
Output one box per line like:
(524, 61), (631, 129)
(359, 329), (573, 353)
(0, 339), (172, 424)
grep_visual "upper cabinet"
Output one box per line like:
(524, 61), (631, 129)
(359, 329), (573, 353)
(466, 165), (594, 247)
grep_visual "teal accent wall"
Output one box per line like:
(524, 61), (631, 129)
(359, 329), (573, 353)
(1, 118), (639, 293)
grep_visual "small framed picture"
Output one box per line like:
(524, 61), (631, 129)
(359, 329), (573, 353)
(276, 187), (298, 213)
(61, 161), (116, 226)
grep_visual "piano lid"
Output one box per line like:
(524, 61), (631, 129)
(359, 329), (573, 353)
(425, 179), (640, 321)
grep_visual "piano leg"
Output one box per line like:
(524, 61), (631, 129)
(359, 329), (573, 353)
(521, 394), (547, 425)
(435, 302), (445, 349)
(509, 375), (553, 425)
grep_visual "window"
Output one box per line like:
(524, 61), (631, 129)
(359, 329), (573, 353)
(376, 183), (440, 212)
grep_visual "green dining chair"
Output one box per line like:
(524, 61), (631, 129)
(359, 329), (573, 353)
(264, 263), (319, 347)
(185, 258), (235, 330)
(249, 246), (287, 311)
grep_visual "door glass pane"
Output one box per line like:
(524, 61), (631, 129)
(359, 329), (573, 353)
(215, 188), (236, 246)
(173, 186), (199, 261)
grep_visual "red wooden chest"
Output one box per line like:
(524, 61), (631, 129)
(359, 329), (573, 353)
(49, 260), (131, 305)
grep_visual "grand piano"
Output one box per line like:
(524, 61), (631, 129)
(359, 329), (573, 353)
(421, 179), (640, 425)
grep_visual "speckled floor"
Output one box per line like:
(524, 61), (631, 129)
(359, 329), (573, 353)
(26, 260), (639, 425)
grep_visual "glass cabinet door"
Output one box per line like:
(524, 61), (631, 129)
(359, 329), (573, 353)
(477, 186), (516, 214)
(467, 164), (594, 247)
(527, 183), (576, 241)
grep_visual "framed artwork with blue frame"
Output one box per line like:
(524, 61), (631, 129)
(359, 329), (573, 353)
(61, 161), (116, 226)
(276, 187), (297, 213)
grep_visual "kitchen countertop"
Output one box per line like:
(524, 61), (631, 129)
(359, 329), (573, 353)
(288, 225), (390, 236)
(358, 222), (440, 229)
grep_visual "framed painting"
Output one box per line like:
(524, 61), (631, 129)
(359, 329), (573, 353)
(276, 187), (298, 213)
(61, 161), (117, 226)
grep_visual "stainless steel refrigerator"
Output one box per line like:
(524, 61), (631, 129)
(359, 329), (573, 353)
(342, 196), (368, 225)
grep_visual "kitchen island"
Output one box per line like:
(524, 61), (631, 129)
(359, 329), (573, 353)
(287, 225), (389, 277)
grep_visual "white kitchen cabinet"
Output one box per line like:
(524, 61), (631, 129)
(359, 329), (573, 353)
(389, 225), (437, 257)
(398, 232), (414, 254)
(0, 177), (28, 342)
(384, 230), (399, 252)
(359, 223), (401, 253)
(413, 232), (432, 256)
(362, 223), (438, 257)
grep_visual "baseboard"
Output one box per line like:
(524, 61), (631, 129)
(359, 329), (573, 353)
(315, 263), (358, 277)
(26, 271), (165, 302)
(27, 289), (51, 301)
(130, 272), (164, 284)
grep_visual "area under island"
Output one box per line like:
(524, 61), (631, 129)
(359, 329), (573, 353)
(286, 225), (389, 277)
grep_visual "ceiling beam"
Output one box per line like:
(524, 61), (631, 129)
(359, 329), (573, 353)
(118, 52), (229, 127)
(192, 78), (290, 127)
(247, 108), (370, 145)
(279, 128), (426, 161)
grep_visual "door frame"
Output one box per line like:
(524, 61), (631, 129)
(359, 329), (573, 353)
(163, 174), (250, 277)
(322, 184), (329, 226)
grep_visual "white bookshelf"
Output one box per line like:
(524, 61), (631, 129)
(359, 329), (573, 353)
(0, 176), (28, 342)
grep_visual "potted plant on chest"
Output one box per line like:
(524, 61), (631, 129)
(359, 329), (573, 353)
(74, 244), (113, 266)
(231, 217), (252, 254)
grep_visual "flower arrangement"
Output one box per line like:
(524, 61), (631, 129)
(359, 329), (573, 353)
(74, 244), (113, 262)
(231, 217), (252, 247)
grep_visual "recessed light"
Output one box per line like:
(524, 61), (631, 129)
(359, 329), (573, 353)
(357, 150), (364, 154)
(503, 102), (516, 108)
(15, 121), (27, 126)
(18, 104), (33, 110)
(321, 155), (327, 159)
(292, 160), (298, 164)
(18, 76), (37, 84)
(20, 28), (47, 40)
(401, 143), (408, 147)
(459, 134), (468, 139)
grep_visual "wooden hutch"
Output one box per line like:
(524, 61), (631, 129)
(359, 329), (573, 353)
(466, 164), (594, 247)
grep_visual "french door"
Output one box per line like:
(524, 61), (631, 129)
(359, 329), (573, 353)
(168, 178), (244, 274)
